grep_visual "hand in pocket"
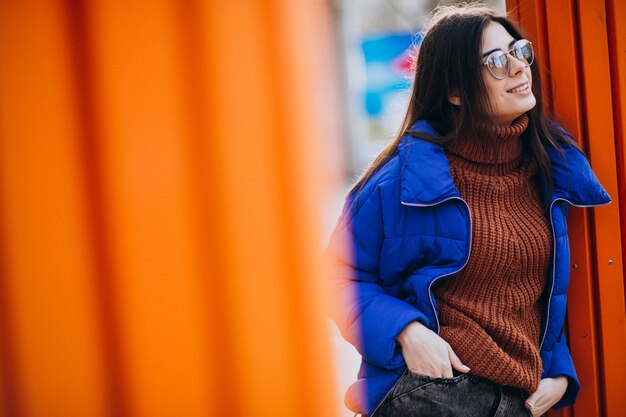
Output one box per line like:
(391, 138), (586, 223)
(397, 321), (470, 378)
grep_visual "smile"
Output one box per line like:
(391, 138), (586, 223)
(507, 83), (530, 93)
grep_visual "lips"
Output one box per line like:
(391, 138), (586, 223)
(507, 82), (529, 93)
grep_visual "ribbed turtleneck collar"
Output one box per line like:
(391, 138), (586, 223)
(446, 114), (529, 166)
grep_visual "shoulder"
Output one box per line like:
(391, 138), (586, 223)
(543, 121), (591, 169)
(543, 121), (611, 204)
(343, 120), (450, 219)
(344, 153), (403, 220)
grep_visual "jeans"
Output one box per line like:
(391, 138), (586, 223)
(370, 370), (534, 417)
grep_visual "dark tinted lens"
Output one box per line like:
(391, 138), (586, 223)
(486, 51), (509, 79)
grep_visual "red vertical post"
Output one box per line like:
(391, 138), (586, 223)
(543, 1), (602, 415)
(576, 1), (626, 415)
(507, 1), (626, 416)
(607, 0), (626, 308)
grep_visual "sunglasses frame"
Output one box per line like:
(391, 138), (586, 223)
(481, 39), (534, 80)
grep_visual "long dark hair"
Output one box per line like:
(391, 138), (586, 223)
(350, 3), (573, 196)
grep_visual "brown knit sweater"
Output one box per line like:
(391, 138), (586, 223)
(434, 114), (550, 394)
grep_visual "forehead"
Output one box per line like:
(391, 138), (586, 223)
(481, 21), (515, 52)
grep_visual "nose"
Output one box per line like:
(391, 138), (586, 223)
(508, 54), (526, 77)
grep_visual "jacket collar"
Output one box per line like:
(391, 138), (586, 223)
(398, 120), (611, 207)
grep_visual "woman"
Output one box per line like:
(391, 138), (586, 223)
(327, 4), (610, 417)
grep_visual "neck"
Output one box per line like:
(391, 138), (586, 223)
(446, 114), (529, 165)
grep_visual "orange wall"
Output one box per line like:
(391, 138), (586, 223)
(507, 1), (626, 416)
(0, 1), (339, 416)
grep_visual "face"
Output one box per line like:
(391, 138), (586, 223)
(480, 21), (536, 125)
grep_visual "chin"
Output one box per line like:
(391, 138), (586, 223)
(511, 99), (537, 119)
(522, 94), (537, 111)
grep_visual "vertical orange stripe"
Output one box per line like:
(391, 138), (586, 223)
(0, 178), (19, 417)
(0, 1), (107, 416)
(544, 2), (602, 416)
(84, 0), (213, 415)
(507, 1), (626, 416)
(515, 0), (552, 112)
(507, 0), (521, 22)
(0, 1), (24, 413)
(198, 0), (339, 415)
(576, 2), (626, 415)
(268, 0), (341, 414)
(606, 0), (626, 311)
(544, 0), (584, 136)
(204, 2), (303, 414)
(169, 1), (238, 416)
(62, 0), (131, 414)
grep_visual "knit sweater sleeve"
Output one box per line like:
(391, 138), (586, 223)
(326, 186), (428, 370)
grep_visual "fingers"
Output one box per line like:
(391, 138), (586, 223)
(525, 395), (550, 416)
(526, 382), (547, 414)
(399, 324), (471, 379)
(526, 377), (567, 416)
(447, 345), (471, 374)
(525, 384), (540, 410)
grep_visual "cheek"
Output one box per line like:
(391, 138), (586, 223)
(484, 79), (503, 102)
(526, 67), (533, 86)
(491, 84), (509, 105)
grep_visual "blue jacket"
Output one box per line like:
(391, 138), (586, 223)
(327, 120), (611, 415)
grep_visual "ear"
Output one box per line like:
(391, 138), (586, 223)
(449, 94), (461, 106)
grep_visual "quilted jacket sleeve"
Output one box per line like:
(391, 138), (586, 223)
(326, 186), (428, 370)
(543, 331), (580, 409)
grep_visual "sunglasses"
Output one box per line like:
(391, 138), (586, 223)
(481, 39), (534, 80)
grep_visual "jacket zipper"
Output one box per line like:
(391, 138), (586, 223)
(539, 197), (611, 350)
(401, 196), (473, 334)
(368, 197), (472, 417)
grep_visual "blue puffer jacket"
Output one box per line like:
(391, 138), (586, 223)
(327, 120), (611, 415)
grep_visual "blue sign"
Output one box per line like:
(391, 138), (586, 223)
(360, 33), (421, 117)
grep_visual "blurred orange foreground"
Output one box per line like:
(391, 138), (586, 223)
(0, 1), (339, 416)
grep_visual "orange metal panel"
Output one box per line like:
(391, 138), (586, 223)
(61, 2), (129, 414)
(542, 0), (584, 136)
(507, 0), (521, 23)
(515, 0), (552, 111)
(506, 1), (626, 416)
(607, 0), (626, 306)
(0, 0), (338, 415)
(0, 240), (15, 417)
(543, 4), (598, 417)
(83, 0), (339, 415)
(84, 1), (214, 416)
(201, 3), (302, 415)
(198, 1), (339, 415)
(168, 2), (242, 416)
(562, 207), (600, 417)
(171, 1), (341, 414)
(543, 2), (602, 416)
(0, 1), (108, 416)
(576, 1), (626, 415)
(261, 1), (340, 413)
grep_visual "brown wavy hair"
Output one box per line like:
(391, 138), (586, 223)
(350, 3), (574, 197)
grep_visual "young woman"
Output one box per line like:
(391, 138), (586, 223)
(327, 4), (611, 417)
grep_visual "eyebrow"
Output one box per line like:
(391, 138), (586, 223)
(481, 39), (517, 58)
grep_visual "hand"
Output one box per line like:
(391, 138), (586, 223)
(525, 376), (568, 416)
(397, 321), (470, 378)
